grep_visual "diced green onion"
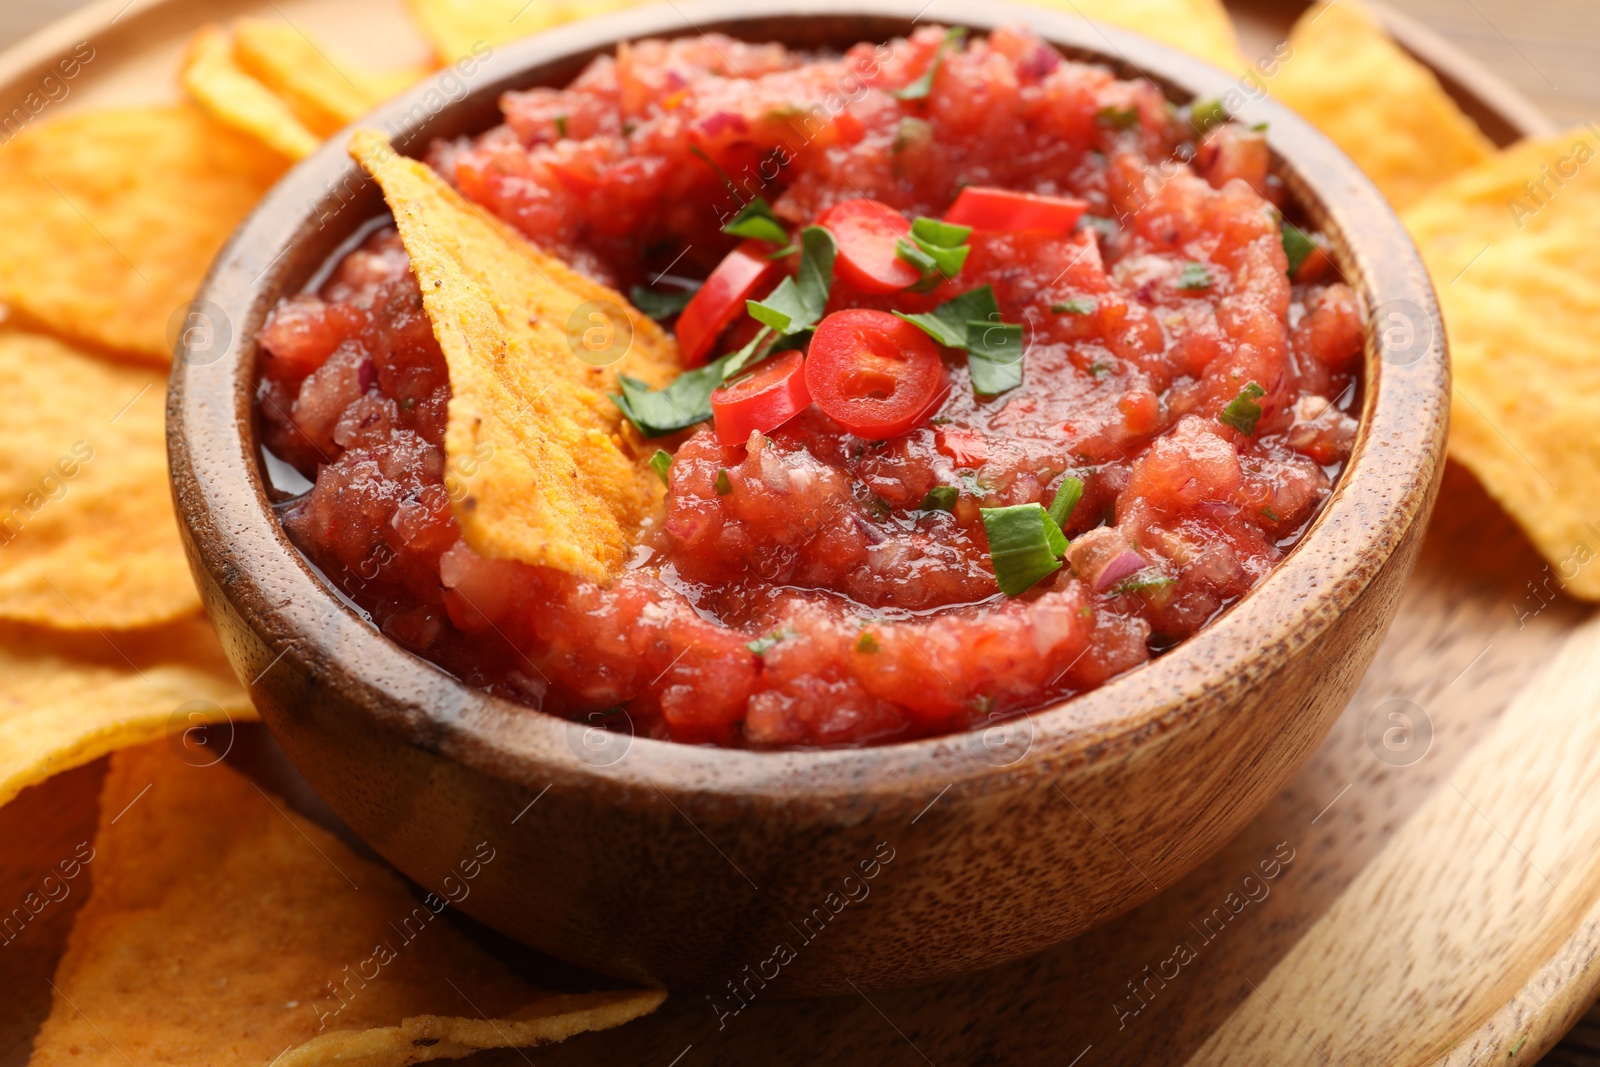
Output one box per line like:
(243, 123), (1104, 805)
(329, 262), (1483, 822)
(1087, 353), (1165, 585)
(1047, 476), (1084, 528)
(981, 503), (1068, 596)
(649, 449), (672, 485)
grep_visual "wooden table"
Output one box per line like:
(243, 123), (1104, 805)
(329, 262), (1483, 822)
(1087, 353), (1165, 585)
(2, 0), (1598, 1063)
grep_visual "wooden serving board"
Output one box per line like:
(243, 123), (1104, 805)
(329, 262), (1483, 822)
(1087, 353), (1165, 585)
(1, 1), (1595, 1064)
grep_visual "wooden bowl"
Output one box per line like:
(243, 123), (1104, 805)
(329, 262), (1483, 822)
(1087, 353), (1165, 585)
(168, 0), (1448, 996)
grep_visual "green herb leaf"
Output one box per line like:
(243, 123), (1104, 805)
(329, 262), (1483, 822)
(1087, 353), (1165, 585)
(1260, 505), (1280, 522)
(748, 225), (837, 337)
(747, 636), (777, 655)
(766, 243), (798, 259)
(553, 114), (569, 139)
(723, 197), (790, 245)
(1112, 570), (1176, 595)
(1047, 475), (1084, 529)
(611, 326), (774, 436)
(894, 26), (967, 101)
(649, 449), (673, 485)
(1218, 380), (1267, 436)
(1051, 298), (1097, 315)
(629, 283), (699, 321)
(1095, 104), (1141, 129)
(714, 469), (733, 495)
(981, 503), (1067, 596)
(894, 286), (1000, 348)
(1088, 361), (1110, 377)
(920, 485), (959, 512)
(854, 631), (881, 654)
(1281, 219), (1316, 277)
(966, 319), (1025, 396)
(1177, 262), (1213, 291)
(1189, 97), (1229, 134)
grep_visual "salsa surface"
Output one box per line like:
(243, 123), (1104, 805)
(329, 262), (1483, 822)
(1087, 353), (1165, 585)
(256, 26), (1363, 747)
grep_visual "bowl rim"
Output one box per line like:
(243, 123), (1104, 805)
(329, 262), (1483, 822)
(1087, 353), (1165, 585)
(169, 0), (1449, 808)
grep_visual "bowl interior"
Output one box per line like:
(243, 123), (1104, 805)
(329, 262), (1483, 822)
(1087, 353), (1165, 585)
(170, 0), (1448, 806)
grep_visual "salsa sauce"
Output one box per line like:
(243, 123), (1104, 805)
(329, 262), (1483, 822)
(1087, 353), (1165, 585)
(256, 26), (1363, 747)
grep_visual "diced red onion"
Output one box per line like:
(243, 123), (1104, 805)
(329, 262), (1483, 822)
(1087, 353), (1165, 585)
(1094, 549), (1147, 592)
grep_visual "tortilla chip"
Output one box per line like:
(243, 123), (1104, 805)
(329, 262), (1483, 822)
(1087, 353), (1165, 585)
(1036, 0), (1242, 72)
(0, 332), (200, 629)
(1403, 129), (1600, 599)
(0, 615), (253, 809)
(182, 24), (322, 161)
(350, 130), (681, 582)
(1269, 0), (1495, 209)
(232, 18), (433, 137)
(30, 741), (664, 1066)
(0, 102), (288, 361)
(406, 0), (569, 63)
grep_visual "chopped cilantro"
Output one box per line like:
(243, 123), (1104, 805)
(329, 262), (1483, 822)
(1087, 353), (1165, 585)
(1261, 505), (1280, 522)
(894, 286), (1025, 396)
(981, 503), (1068, 596)
(1087, 361), (1110, 377)
(1177, 262), (1213, 291)
(629, 282), (699, 321)
(649, 449), (672, 485)
(1189, 97), (1229, 134)
(554, 114), (569, 139)
(966, 320), (1025, 396)
(920, 485), (959, 512)
(747, 636), (776, 655)
(894, 26), (967, 101)
(714, 469), (733, 495)
(1078, 603), (1093, 618)
(1047, 476), (1084, 529)
(1051, 298), (1097, 315)
(895, 286), (999, 348)
(612, 327), (773, 435)
(1281, 219), (1317, 277)
(722, 196), (789, 245)
(1095, 104), (1141, 129)
(621, 120), (636, 137)
(1218, 380), (1267, 436)
(855, 631), (881, 654)
(1112, 571), (1176, 595)
(747, 226), (837, 336)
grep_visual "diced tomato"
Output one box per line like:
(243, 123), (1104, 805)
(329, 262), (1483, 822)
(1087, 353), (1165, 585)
(944, 186), (1089, 235)
(675, 241), (780, 365)
(805, 310), (949, 439)
(936, 427), (988, 467)
(710, 351), (812, 446)
(816, 199), (921, 294)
